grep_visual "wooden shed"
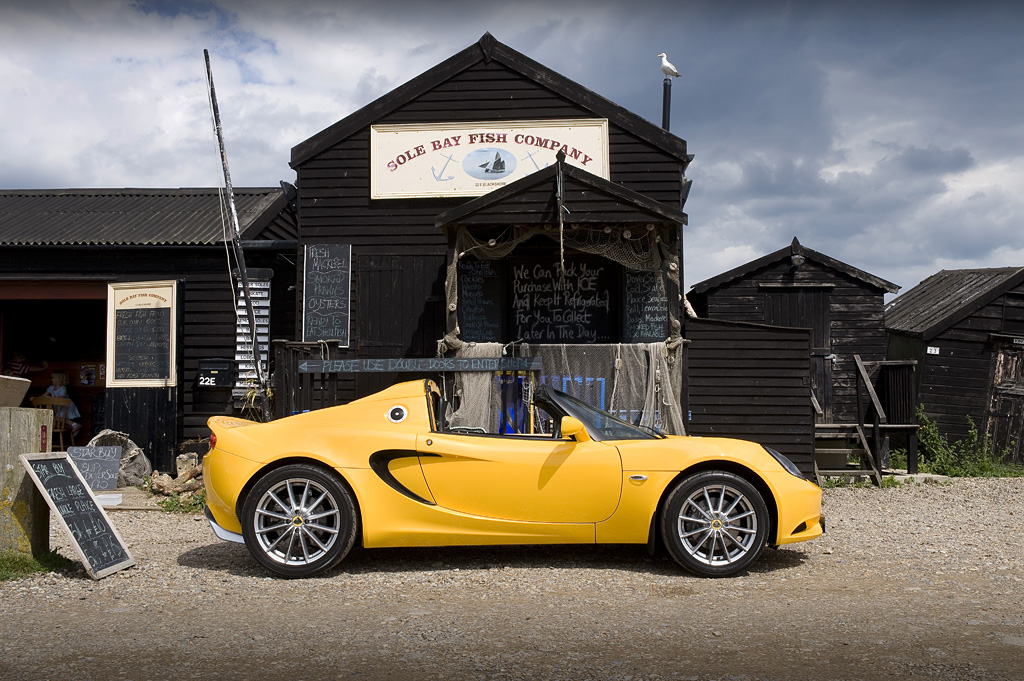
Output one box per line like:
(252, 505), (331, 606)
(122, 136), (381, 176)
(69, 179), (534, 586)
(0, 188), (297, 471)
(886, 267), (1024, 463)
(688, 237), (900, 425)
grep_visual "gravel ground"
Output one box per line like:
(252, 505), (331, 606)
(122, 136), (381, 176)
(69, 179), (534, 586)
(2, 478), (1023, 681)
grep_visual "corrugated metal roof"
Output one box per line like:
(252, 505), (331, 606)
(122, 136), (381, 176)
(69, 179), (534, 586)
(885, 267), (1024, 338)
(0, 188), (289, 246)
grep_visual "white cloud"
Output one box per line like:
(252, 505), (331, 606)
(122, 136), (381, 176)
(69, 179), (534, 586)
(1, 0), (1022, 295)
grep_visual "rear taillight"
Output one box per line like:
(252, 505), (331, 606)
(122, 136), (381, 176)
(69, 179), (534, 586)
(208, 433), (217, 451)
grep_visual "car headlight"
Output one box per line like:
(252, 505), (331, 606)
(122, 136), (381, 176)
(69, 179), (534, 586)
(763, 446), (805, 479)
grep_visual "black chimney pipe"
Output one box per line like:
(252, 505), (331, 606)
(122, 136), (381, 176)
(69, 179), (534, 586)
(662, 77), (672, 130)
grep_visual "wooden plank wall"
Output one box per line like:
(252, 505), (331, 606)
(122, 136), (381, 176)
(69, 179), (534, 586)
(105, 386), (177, 472)
(684, 318), (814, 475)
(295, 59), (688, 404)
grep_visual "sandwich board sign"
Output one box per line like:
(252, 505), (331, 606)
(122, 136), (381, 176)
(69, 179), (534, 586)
(20, 453), (135, 579)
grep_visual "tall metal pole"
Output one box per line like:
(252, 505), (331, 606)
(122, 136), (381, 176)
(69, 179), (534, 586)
(204, 49), (270, 419)
(662, 77), (672, 131)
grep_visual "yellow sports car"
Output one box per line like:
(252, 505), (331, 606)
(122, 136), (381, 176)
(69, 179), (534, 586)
(204, 379), (824, 578)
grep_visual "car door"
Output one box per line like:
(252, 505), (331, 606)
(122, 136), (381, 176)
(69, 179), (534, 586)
(416, 432), (622, 523)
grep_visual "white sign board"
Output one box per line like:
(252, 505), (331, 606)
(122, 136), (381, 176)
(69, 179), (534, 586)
(106, 280), (177, 387)
(370, 119), (610, 199)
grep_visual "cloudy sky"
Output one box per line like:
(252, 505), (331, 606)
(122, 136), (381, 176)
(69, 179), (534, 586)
(2, 0), (1021, 295)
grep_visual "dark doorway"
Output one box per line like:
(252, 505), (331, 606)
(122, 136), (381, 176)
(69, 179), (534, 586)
(987, 344), (1024, 463)
(764, 287), (833, 422)
(1, 296), (107, 442)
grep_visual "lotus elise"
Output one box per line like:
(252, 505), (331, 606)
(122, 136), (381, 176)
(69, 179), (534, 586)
(203, 379), (823, 578)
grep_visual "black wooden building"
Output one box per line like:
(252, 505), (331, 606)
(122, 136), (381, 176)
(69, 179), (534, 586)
(284, 33), (692, 415)
(688, 237), (900, 425)
(886, 267), (1024, 462)
(0, 187), (297, 471)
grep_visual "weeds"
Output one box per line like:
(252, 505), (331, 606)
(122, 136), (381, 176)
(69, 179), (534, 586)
(157, 489), (207, 514)
(0, 551), (75, 582)
(889, 407), (1024, 477)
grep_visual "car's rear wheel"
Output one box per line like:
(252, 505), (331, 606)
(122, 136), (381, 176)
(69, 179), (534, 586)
(241, 464), (357, 578)
(661, 471), (769, 577)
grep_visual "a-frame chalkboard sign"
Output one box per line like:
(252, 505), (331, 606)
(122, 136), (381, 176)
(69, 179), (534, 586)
(19, 453), (135, 580)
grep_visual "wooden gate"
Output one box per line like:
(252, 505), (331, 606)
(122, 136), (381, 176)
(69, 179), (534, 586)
(987, 344), (1024, 463)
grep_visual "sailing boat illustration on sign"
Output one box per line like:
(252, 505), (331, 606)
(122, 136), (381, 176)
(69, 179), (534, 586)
(463, 147), (516, 180)
(480, 152), (506, 173)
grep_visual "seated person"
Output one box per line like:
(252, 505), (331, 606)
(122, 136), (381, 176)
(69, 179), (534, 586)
(3, 352), (47, 377)
(44, 370), (82, 438)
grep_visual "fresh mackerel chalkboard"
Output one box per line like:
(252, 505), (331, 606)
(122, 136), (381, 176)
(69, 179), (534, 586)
(303, 243), (352, 345)
(20, 453), (135, 579)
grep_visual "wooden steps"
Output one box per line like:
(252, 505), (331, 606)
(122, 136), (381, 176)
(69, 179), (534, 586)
(813, 423), (882, 485)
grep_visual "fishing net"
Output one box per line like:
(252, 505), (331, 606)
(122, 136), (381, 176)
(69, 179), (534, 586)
(436, 224), (681, 356)
(86, 429), (153, 487)
(444, 340), (685, 436)
(444, 342), (504, 431)
(437, 222), (685, 437)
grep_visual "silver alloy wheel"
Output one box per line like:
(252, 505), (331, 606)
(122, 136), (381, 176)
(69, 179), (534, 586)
(252, 477), (342, 566)
(676, 483), (759, 567)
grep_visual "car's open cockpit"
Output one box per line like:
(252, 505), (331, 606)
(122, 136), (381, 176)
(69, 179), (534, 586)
(423, 379), (664, 442)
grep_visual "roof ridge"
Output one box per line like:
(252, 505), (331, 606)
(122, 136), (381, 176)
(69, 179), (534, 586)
(291, 32), (690, 168)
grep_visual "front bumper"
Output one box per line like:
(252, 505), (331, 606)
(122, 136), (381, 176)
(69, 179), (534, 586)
(205, 506), (245, 544)
(762, 471), (825, 545)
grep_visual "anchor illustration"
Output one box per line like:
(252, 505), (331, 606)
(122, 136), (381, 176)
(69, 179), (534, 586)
(521, 149), (549, 172)
(431, 153), (456, 181)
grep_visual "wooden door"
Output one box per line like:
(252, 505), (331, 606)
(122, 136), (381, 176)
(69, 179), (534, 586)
(987, 344), (1024, 464)
(354, 254), (447, 397)
(764, 287), (833, 422)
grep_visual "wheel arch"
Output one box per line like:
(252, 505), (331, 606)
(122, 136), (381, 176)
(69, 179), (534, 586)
(648, 460), (780, 555)
(235, 455), (363, 543)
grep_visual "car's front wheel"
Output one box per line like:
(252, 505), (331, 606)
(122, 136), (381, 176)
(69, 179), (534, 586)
(661, 471), (769, 577)
(241, 464), (357, 578)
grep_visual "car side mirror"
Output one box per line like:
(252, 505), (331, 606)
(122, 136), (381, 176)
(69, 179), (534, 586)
(560, 416), (591, 443)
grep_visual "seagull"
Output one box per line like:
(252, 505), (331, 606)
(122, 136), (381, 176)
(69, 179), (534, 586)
(657, 52), (680, 78)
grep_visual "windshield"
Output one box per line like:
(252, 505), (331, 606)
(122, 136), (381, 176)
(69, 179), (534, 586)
(544, 388), (661, 441)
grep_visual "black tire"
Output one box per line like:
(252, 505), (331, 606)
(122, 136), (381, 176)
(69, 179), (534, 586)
(240, 464), (358, 578)
(661, 471), (769, 577)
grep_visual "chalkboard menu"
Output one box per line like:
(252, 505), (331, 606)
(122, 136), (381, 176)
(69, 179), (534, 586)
(511, 258), (614, 343)
(107, 280), (177, 387)
(113, 307), (171, 380)
(622, 270), (669, 342)
(303, 244), (352, 345)
(458, 258), (507, 342)
(20, 453), (135, 580)
(67, 446), (122, 491)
